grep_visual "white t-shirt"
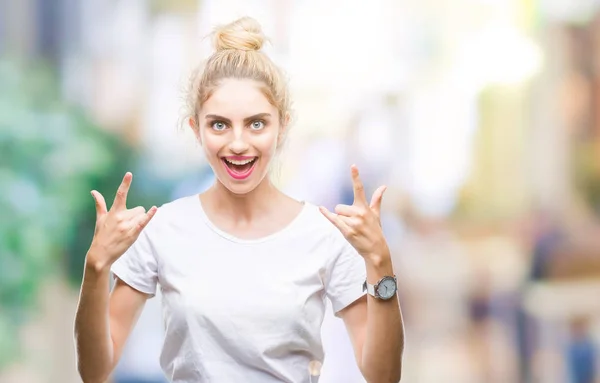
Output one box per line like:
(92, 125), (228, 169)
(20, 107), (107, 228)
(111, 195), (367, 383)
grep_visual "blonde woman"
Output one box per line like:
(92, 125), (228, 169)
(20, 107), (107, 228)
(74, 17), (404, 383)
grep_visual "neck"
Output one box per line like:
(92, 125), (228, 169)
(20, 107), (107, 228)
(204, 177), (281, 221)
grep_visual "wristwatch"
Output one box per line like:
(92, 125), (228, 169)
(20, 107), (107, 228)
(363, 276), (397, 300)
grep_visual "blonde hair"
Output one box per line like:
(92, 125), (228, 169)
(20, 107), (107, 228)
(185, 17), (292, 144)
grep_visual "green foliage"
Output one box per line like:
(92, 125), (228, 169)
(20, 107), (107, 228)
(0, 59), (171, 368)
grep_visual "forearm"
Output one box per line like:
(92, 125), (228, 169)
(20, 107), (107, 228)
(74, 257), (114, 383)
(361, 254), (404, 383)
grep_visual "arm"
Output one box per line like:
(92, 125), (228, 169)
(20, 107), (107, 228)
(320, 165), (404, 382)
(74, 172), (157, 383)
(340, 254), (404, 383)
(74, 259), (149, 383)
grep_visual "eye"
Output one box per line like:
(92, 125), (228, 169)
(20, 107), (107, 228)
(211, 121), (227, 131)
(249, 120), (265, 130)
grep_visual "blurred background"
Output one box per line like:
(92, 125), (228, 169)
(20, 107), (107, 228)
(2, 0), (600, 382)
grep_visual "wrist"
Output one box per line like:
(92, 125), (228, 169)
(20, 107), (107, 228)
(85, 248), (112, 275)
(363, 246), (391, 268)
(363, 249), (394, 283)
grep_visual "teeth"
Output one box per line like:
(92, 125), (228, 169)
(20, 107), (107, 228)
(225, 158), (255, 165)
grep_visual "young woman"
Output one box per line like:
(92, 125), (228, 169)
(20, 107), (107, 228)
(74, 17), (404, 383)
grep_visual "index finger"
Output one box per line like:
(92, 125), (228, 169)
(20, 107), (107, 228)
(351, 165), (367, 206)
(112, 172), (133, 210)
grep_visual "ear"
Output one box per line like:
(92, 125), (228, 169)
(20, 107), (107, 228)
(189, 117), (202, 144)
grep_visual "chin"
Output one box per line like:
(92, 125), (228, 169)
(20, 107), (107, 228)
(219, 179), (262, 196)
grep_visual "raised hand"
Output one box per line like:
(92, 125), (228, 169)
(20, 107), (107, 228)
(319, 165), (389, 260)
(87, 172), (157, 270)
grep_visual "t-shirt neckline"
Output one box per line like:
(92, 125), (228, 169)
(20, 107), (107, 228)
(190, 195), (308, 244)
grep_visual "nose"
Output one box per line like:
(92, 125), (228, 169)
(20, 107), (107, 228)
(228, 127), (250, 154)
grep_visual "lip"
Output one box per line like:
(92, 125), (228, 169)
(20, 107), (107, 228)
(221, 157), (257, 180)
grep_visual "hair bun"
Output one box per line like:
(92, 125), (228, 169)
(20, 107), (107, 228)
(213, 17), (266, 52)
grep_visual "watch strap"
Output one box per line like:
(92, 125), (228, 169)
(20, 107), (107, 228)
(362, 280), (376, 297)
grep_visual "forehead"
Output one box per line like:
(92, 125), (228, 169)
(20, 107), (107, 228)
(202, 79), (275, 118)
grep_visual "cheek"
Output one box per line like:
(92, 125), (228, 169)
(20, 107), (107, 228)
(257, 130), (280, 155)
(199, 132), (221, 158)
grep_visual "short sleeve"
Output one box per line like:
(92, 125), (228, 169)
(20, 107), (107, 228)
(325, 231), (367, 316)
(111, 228), (158, 297)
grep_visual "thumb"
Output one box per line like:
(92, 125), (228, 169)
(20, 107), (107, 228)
(91, 190), (108, 219)
(369, 185), (387, 217)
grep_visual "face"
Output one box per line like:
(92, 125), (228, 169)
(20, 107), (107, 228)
(194, 78), (284, 195)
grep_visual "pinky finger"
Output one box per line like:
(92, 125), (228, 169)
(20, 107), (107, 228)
(319, 206), (351, 236)
(133, 206), (158, 233)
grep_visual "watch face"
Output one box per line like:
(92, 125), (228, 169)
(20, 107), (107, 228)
(376, 277), (397, 300)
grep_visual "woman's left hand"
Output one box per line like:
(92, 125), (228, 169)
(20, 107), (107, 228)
(320, 165), (390, 262)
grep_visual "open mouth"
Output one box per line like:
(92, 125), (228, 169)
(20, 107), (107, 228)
(221, 157), (258, 180)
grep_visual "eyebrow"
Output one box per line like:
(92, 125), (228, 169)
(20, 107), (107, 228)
(204, 113), (272, 125)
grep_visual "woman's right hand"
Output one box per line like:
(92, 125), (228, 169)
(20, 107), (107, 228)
(87, 172), (157, 271)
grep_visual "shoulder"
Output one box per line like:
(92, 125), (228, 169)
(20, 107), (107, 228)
(300, 202), (336, 232)
(157, 194), (198, 215)
(143, 194), (199, 233)
(298, 202), (349, 247)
